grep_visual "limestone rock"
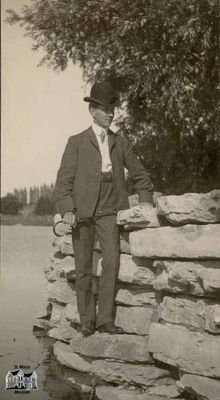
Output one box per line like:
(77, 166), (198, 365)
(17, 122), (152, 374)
(120, 232), (131, 254)
(130, 224), (220, 259)
(33, 318), (50, 331)
(118, 255), (154, 286)
(47, 281), (76, 304)
(64, 369), (93, 393)
(47, 327), (70, 342)
(54, 235), (74, 256)
(96, 386), (172, 400)
(45, 256), (75, 282)
(204, 304), (220, 333)
(117, 204), (161, 229)
(92, 360), (172, 387)
(48, 319), (78, 342)
(116, 289), (157, 307)
(153, 260), (220, 298)
(71, 332), (152, 363)
(50, 303), (65, 326)
(149, 323), (220, 378)
(159, 296), (204, 329)
(115, 306), (154, 335)
(179, 374), (220, 400)
(159, 296), (220, 333)
(148, 384), (181, 398)
(157, 190), (220, 225)
(64, 303), (80, 324)
(93, 253), (155, 286)
(53, 341), (91, 373)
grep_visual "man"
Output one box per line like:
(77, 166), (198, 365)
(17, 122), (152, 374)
(55, 81), (153, 336)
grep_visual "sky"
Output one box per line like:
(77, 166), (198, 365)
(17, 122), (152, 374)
(1, 0), (93, 196)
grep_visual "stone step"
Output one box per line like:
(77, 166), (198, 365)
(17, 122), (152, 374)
(70, 331), (153, 363)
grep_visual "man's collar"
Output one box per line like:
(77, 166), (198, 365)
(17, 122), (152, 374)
(92, 123), (108, 136)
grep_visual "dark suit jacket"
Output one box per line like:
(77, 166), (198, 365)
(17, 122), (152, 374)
(55, 126), (153, 218)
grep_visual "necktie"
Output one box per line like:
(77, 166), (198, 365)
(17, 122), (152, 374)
(100, 130), (106, 144)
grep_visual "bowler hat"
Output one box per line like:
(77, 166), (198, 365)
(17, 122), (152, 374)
(84, 81), (119, 107)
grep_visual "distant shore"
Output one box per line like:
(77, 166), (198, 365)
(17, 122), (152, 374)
(0, 214), (53, 226)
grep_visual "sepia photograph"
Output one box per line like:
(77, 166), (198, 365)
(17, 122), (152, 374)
(1, 1), (220, 400)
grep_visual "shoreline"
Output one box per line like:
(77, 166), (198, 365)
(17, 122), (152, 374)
(1, 214), (53, 226)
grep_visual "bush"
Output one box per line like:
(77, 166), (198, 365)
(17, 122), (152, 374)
(1, 194), (23, 215)
(34, 196), (55, 215)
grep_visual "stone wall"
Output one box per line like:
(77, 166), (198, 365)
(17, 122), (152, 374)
(35, 190), (220, 400)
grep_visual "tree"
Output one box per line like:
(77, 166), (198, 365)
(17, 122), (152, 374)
(7, 0), (220, 193)
(1, 194), (23, 215)
(35, 195), (55, 215)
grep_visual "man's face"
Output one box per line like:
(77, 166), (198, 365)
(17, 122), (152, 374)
(90, 104), (115, 128)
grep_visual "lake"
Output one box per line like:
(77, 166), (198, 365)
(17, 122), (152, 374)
(0, 226), (87, 400)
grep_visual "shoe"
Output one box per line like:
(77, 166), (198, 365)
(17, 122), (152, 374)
(81, 321), (95, 337)
(97, 322), (123, 334)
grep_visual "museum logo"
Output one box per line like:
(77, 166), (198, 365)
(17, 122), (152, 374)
(5, 366), (38, 393)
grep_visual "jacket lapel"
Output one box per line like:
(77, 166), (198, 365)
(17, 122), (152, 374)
(87, 126), (100, 152)
(108, 130), (116, 153)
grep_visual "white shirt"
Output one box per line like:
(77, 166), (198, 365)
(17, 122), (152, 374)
(92, 123), (112, 172)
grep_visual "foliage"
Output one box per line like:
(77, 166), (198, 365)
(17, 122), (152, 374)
(1, 194), (23, 215)
(34, 195), (55, 215)
(6, 0), (220, 193)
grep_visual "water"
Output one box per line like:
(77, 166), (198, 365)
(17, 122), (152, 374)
(0, 226), (87, 400)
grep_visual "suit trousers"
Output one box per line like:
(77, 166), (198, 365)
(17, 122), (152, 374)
(72, 214), (120, 327)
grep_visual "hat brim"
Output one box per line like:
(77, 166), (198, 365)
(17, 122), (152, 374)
(83, 96), (118, 107)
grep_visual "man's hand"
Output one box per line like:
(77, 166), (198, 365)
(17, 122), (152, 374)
(63, 211), (77, 230)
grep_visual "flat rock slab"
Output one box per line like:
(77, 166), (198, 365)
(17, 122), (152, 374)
(64, 369), (93, 394)
(50, 302), (65, 326)
(54, 235), (74, 256)
(148, 323), (220, 378)
(33, 318), (50, 331)
(70, 332), (152, 363)
(115, 306), (154, 335)
(93, 253), (155, 286)
(54, 341), (91, 373)
(116, 289), (157, 307)
(119, 255), (155, 285)
(117, 204), (161, 229)
(92, 360), (172, 387)
(47, 281), (76, 304)
(148, 384), (181, 398)
(47, 325), (75, 343)
(153, 260), (220, 297)
(179, 374), (220, 400)
(64, 303), (80, 323)
(159, 296), (220, 333)
(157, 190), (220, 225)
(54, 342), (171, 388)
(96, 386), (172, 400)
(130, 224), (220, 259)
(45, 256), (75, 282)
(120, 233), (131, 254)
